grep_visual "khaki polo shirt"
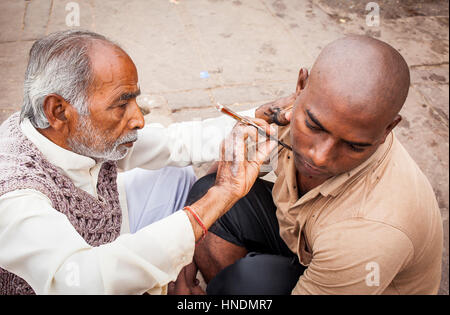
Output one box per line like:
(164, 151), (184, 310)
(272, 126), (443, 294)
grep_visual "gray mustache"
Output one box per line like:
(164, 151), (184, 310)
(117, 131), (138, 145)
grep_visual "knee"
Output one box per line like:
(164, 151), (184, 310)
(185, 173), (217, 205)
(177, 166), (197, 187)
(206, 253), (303, 295)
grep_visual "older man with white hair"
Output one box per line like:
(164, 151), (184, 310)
(0, 30), (277, 294)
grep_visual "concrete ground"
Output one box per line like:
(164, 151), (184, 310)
(0, 0), (448, 295)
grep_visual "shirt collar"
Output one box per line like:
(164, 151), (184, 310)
(20, 118), (100, 185)
(318, 132), (394, 198)
(287, 131), (394, 207)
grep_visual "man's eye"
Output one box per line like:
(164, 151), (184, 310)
(118, 103), (128, 108)
(348, 144), (365, 152)
(305, 119), (321, 131)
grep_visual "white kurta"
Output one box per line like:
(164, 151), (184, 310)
(0, 108), (255, 294)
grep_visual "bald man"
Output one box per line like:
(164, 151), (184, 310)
(174, 36), (443, 295)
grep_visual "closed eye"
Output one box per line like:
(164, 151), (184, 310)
(305, 119), (322, 132)
(306, 119), (368, 152)
(347, 143), (365, 152)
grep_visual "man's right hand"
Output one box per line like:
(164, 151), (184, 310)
(187, 119), (277, 243)
(213, 119), (277, 205)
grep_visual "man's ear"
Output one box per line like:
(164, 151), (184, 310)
(381, 114), (402, 144)
(295, 67), (309, 95)
(42, 94), (73, 131)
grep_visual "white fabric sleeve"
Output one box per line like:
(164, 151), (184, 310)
(0, 189), (195, 295)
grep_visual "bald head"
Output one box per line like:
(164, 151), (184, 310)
(308, 35), (410, 125)
(290, 36), (411, 181)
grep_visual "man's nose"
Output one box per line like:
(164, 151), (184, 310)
(128, 100), (145, 130)
(310, 138), (335, 168)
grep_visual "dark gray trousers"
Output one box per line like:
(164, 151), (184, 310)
(185, 173), (306, 295)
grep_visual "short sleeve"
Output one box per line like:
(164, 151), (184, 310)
(292, 218), (414, 295)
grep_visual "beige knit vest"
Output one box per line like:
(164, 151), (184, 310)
(0, 113), (122, 295)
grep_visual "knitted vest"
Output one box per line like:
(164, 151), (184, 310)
(0, 113), (122, 295)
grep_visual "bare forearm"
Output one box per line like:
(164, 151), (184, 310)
(184, 186), (237, 242)
(184, 120), (277, 243)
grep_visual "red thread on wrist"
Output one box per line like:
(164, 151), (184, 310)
(184, 206), (207, 243)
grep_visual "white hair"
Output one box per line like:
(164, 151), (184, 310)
(20, 30), (116, 129)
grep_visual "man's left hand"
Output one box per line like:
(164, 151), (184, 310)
(255, 93), (296, 126)
(168, 262), (206, 295)
(255, 67), (309, 125)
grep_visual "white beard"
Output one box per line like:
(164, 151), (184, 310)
(67, 115), (138, 162)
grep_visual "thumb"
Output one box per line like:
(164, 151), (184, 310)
(284, 110), (292, 123)
(274, 109), (291, 126)
(255, 125), (278, 164)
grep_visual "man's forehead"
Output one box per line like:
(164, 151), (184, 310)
(90, 42), (138, 91)
(306, 65), (391, 123)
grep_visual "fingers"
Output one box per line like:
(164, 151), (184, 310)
(190, 285), (206, 295)
(215, 121), (278, 200)
(167, 263), (204, 295)
(255, 93), (296, 123)
(242, 120), (278, 164)
(276, 105), (294, 125)
(168, 281), (175, 294)
(257, 137), (278, 162)
(250, 117), (271, 126)
(273, 110), (291, 126)
(241, 117), (274, 140)
(245, 119), (277, 148)
(218, 123), (246, 178)
(220, 121), (277, 168)
(248, 117), (272, 131)
(168, 269), (187, 295)
(284, 109), (292, 123)
(184, 262), (199, 284)
(237, 122), (277, 166)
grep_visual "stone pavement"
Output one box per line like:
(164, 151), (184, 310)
(0, 0), (448, 294)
